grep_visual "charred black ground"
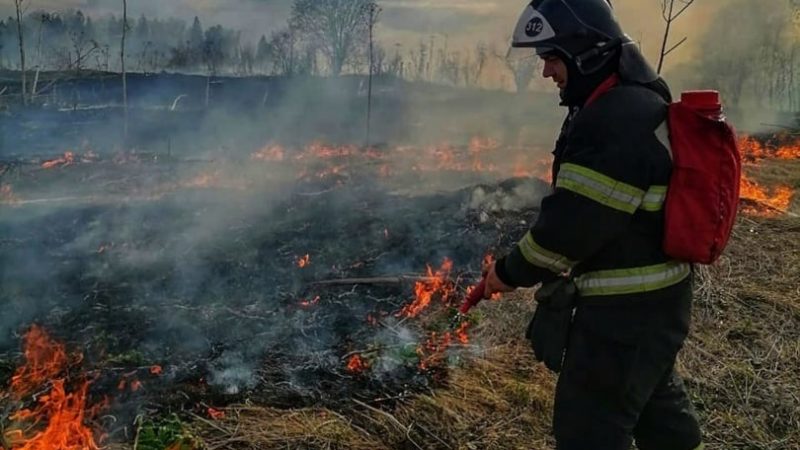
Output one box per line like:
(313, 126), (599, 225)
(0, 147), (546, 439)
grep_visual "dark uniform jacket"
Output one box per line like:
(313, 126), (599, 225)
(496, 80), (690, 302)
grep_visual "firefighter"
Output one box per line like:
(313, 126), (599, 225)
(480, 1), (704, 449)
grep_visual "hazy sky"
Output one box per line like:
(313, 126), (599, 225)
(0, 0), (737, 71)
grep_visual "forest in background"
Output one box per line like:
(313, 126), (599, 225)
(0, 0), (797, 111)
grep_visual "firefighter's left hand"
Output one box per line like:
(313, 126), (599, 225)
(483, 261), (515, 299)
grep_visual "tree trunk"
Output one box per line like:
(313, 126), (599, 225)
(122, 0), (128, 143)
(15, 0), (27, 106)
(205, 74), (211, 109)
(366, 6), (375, 147)
(32, 68), (39, 98)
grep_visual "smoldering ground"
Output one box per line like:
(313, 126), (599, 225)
(0, 73), (555, 433)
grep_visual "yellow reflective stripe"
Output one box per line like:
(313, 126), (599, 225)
(575, 261), (690, 296)
(556, 163), (645, 214)
(692, 444), (705, 450)
(641, 185), (668, 212)
(517, 231), (577, 272)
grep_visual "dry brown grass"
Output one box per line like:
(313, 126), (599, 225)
(186, 165), (800, 450)
(188, 215), (800, 450)
(188, 337), (556, 450)
(684, 216), (800, 450)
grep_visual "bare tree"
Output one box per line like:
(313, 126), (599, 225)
(464, 43), (489, 87)
(69, 28), (100, 74)
(365, 3), (380, 146)
(267, 28), (298, 76)
(413, 40), (428, 81)
(290, 0), (377, 76)
(14, 0), (27, 105)
(121, 0), (128, 142)
(657, 0), (695, 74)
(239, 43), (255, 75)
(436, 49), (466, 86)
(371, 45), (387, 76)
(386, 44), (405, 78)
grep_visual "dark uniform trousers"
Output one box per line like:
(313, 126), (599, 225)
(552, 278), (703, 450)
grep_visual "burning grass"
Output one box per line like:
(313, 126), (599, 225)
(1, 133), (799, 449)
(738, 133), (799, 217)
(183, 217), (800, 450)
(1, 326), (105, 450)
(0, 142), (549, 448)
(184, 135), (800, 449)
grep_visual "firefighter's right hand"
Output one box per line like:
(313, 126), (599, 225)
(483, 261), (515, 299)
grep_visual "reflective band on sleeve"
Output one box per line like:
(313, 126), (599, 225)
(575, 261), (691, 296)
(556, 163), (645, 214)
(640, 185), (668, 212)
(692, 444), (705, 450)
(517, 231), (577, 272)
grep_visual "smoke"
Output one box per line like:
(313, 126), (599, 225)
(2, 3), (791, 435)
(209, 351), (259, 395)
(467, 178), (547, 214)
(1, 88), (548, 416)
(662, 0), (798, 131)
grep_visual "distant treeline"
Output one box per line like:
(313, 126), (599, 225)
(0, 3), (537, 92)
(0, 11), (257, 75)
(0, 0), (798, 111)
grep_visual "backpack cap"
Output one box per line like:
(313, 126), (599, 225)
(681, 90), (721, 109)
(681, 91), (723, 120)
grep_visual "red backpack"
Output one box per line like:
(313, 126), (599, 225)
(663, 91), (742, 264)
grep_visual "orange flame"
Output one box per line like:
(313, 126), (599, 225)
(468, 136), (500, 154)
(305, 142), (359, 160)
(740, 135), (800, 162)
(207, 407), (225, 420)
(183, 171), (220, 189)
(776, 144), (800, 159)
(10, 326), (69, 398)
(247, 137), (554, 184)
(8, 380), (103, 450)
(250, 144), (286, 161)
(4, 326), (104, 450)
(454, 321), (470, 345)
(416, 331), (452, 372)
(399, 258), (455, 318)
(299, 295), (320, 309)
(346, 354), (368, 374)
(513, 156), (552, 182)
(739, 136), (768, 162)
(740, 174), (793, 217)
(736, 135), (797, 216)
(416, 322), (472, 372)
(296, 254), (311, 268)
(41, 152), (75, 170)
